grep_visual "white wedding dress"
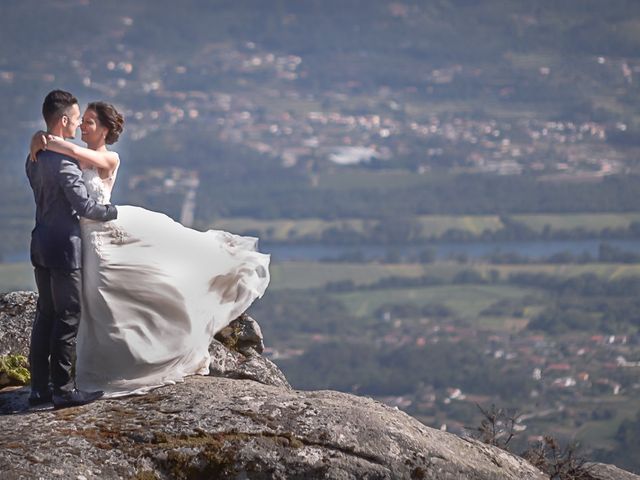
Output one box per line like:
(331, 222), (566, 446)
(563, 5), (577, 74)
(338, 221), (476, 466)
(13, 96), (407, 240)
(75, 167), (270, 397)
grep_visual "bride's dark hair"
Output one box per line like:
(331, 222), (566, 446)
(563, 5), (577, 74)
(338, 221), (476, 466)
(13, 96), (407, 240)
(88, 101), (125, 145)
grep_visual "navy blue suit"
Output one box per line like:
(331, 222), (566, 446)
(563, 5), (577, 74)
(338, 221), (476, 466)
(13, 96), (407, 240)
(26, 150), (117, 394)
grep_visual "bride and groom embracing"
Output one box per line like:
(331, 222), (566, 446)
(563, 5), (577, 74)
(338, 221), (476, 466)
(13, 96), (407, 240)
(25, 89), (270, 409)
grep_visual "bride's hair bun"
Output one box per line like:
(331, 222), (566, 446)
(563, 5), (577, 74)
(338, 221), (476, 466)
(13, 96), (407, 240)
(88, 101), (125, 144)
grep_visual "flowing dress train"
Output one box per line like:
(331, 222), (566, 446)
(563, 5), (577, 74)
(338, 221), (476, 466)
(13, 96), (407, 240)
(75, 167), (270, 397)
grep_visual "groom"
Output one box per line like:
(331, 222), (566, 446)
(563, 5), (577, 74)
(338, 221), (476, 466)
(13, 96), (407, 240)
(25, 90), (118, 409)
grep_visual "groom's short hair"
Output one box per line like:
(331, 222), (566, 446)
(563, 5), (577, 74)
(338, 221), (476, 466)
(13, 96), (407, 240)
(42, 90), (78, 129)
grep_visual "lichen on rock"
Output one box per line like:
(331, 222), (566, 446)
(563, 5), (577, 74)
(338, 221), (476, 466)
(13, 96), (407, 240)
(0, 354), (30, 387)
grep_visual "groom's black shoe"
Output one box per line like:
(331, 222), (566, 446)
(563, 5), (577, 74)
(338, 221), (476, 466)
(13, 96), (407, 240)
(52, 388), (104, 409)
(28, 389), (53, 406)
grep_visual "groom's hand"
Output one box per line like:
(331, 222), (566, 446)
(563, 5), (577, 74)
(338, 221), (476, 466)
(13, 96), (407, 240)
(29, 131), (48, 162)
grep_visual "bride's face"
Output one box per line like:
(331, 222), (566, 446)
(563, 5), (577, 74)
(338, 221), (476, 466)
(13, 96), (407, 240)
(81, 109), (108, 146)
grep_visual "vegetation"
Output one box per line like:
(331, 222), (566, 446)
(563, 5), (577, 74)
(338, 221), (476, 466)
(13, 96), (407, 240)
(473, 406), (594, 480)
(195, 168), (640, 224)
(523, 437), (593, 480)
(602, 412), (640, 473)
(0, 354), (30, 387)
(472, 404), (519, 450)
(213, 213), (640, 245)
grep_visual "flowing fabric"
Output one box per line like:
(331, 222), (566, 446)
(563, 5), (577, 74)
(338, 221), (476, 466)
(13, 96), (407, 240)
(75, 168), (270, 397)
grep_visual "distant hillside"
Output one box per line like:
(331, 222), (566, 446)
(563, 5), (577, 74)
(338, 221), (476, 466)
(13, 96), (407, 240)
(2, 0), (640, 255)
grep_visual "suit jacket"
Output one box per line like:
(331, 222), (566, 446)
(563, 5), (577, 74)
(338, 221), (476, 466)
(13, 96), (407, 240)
(25, 150), (118, 270)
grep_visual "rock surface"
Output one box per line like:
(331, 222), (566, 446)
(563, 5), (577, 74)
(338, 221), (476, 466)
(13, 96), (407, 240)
(209, 338), (291, 389)
(585, 462), (640, 480)
(209, 313), (290, 389)
(0, 291), (36, 357)
(1, 376), (547, 480)
(215, 313), (265, 355)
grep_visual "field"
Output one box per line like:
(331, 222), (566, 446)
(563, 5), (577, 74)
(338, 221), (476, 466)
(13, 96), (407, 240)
(5, 259), (640, 295)
(272, 261), (640, 290)
(336, 284), (533, 319)
(212, 212), (640, 242)
(313, 169), (436, 191)
(512, 213), (640, 233)
(574, 396), (640, 450)
(269, 261), (428, 290)
(531, 394), (640, 453)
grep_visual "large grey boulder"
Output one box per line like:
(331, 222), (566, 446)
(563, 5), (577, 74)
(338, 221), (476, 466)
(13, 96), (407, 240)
(0, 376), (547, 480)
(215, 313), (265, 355)
(585, 462), (640, 480)
(209, 338), (291, 389)
(0, 291), (36, 357)
(209, 312), (290, 389)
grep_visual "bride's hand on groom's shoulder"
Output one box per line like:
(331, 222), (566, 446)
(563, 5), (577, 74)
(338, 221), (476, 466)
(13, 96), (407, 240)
(29, 130), (48, 162)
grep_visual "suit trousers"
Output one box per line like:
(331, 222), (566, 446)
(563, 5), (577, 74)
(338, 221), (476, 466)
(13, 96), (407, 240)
(29, 266), (82, 394)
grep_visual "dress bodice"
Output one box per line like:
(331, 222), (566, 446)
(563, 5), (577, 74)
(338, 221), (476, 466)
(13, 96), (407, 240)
(82, 167), (113, 204)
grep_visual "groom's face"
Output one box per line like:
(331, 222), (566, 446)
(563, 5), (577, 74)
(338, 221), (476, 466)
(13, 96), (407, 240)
(61, 104), (82, 139)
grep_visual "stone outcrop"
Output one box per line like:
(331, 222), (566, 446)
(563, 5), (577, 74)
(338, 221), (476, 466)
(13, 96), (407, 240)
(215, 313), (265, 355)
(209, 338), (291, 390)
(210, 313), (290, 389)
(585, 463), (640, 480)
(1, 291), (638, 480)
(0, 291), (36, 357)
(1, 376), (547, 480)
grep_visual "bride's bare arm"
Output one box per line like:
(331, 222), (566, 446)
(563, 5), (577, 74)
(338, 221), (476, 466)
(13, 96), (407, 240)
(29, 130), (47, 162)
(44, 136), (119, 172)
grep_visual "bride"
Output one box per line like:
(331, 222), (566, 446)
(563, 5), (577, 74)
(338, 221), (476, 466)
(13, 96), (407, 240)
(30, 102), (270, 397)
